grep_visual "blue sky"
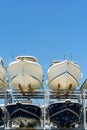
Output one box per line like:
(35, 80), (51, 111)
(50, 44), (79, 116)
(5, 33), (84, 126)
(0, 0), (87, 89)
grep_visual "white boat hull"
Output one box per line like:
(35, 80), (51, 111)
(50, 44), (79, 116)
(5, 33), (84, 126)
(8, 56), (44, 92)
(47, 60), (82, 90)
(0, 58), (8, 89)
(48, 72), (79, 90)
(11, 73), (42, 92)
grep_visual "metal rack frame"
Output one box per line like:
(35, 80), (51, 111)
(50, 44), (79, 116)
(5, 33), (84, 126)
(0, 89), (85, 130)
(44, 89), (85, 130)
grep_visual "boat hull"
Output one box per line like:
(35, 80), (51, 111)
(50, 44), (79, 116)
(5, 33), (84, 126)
(0, 58), (8, 89)
(47, 60), (82, 90)
(6, 103), (42, 127)
(8, 59), (43, 92)
(48, 101), (82, 127)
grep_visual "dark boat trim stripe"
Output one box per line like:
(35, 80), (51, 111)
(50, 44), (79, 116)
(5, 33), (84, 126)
(0, 79), (5, 83)
(50, 107), (79, 119)
(11, 74), (42, 86)
(50, 71), (79, 85)
(10, 108), (40, 119)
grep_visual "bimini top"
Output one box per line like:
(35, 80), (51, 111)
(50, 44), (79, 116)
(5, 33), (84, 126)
(16, 55), (38, 62)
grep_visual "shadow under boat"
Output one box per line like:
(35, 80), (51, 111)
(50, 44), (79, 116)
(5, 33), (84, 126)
(47, 100), (83, 128)
(6, 102), (42, 127)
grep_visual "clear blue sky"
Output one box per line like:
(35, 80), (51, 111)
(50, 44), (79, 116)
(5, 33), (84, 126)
(0, 0), (87, 89)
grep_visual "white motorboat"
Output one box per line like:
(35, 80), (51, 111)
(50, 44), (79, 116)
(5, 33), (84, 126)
(0, 57), (8, 90)
(7, 56), (44, 92)
(46, 60), (82, 91)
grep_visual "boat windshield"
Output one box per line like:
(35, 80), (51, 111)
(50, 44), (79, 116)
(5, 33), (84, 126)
(16, 56), (38, 62)
(50, 60), (61, 67)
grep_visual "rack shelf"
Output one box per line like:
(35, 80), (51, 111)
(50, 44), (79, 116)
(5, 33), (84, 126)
(0, 89), (86, 130)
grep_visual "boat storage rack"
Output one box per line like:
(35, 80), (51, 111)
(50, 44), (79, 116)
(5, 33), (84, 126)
(0, 89), (86, 130)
